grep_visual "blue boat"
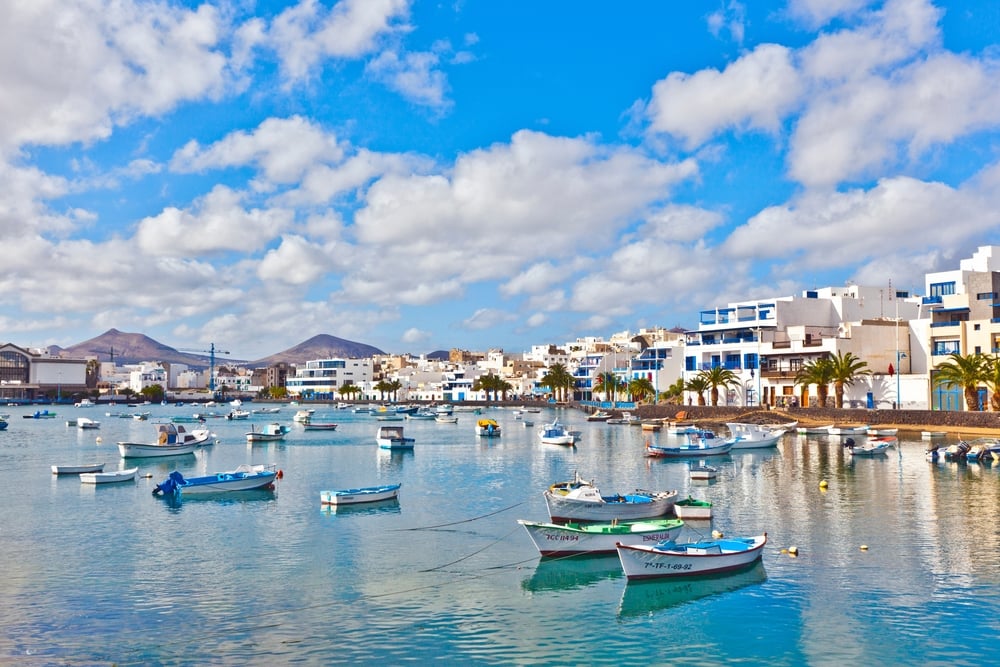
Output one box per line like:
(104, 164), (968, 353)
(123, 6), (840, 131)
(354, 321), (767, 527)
(153, 464), (279, 496)
(319, 483), (401, 506)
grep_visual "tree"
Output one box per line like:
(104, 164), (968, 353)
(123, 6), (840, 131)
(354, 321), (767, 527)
(684, 375), (710, 406)
(661, 378), (685, 404)
(934, 352), (990, 411)
(541, 363), (575, 402)
(628, 377), (655, 404)
(795, 357), (834, 408)
(140, 384), (165, 403)
(594, 371), (619, 404)
(374, 380), (392, 401)
(828, 351), (871, 408)
(697, 366), (741, 407)
(339, 383), (361, 401)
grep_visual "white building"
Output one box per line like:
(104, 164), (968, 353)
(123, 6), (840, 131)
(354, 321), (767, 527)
(286, 358), (374, 398)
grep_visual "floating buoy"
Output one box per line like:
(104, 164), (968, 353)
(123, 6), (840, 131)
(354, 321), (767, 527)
(95, 437), (102, 444)
(276, 469), (284, 479)
(788, 546), (799, 556)
(819, 479), (828, 489)
(143, 472), (153, 478)
(712, 529), (724, 539)
(860, 544), (869, 551)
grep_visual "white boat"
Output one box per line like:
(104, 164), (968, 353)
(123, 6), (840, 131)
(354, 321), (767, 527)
(435, 415), (458, 424)
(867, 427), (899, 436)
(538, 420), (575, 446)
(246, 423), (291, 442)
(320, 483), (401, 506)
(153, 464), (279, 496)
(672, 496), (713, 519)
(302, 421), (339, 431)
(689, 465), (718, 480)
(293, 409), (315, 422)
(76, 417), (101, 430)
(796, 425), (833, 435)
(645, 433), (734, 458)
(616, 534), (767, 580)
(226, 409), (251, 420)
(828, 425), (869, 436)
(845, 437), (894, 456)
(543, 472), (678, 523)
(921, 430), (947, 439)
(725, 422), (787, 449)
(74, 399), (96, 408)
(51, 462), (105, 475)
(118, 423), (214, 458)
(518, 518), (685, 557)
(474, 418), (502, 437)
(376, 425), (415, 450)
(80, 467), (139, 484)
(252, 406), (281, 414)
(607, 412), (642, 425)
(586, 410), (613, 422)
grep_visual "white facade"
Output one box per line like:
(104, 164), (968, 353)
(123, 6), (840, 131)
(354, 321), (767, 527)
(286, 358), (374, 398)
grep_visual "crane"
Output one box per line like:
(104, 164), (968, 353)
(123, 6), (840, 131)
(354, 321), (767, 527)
(179, 343), (230, 393)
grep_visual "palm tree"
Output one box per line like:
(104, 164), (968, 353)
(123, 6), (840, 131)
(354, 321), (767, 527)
(985, 358), (1000, 411)
(594, 371), (618, 404)
(697, 366), (741, 407)
(684, 375), (710, 406)
(374, 380), (392, 401)
(795, 357), (834, 408)
(541, 363), (575, 402)
(934, 352), (990, 411)
(628, 377), (655, 404)
(828, 351), (871, 408)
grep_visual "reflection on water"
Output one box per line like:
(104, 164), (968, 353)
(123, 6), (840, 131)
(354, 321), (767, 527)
(320, 498), (401, 517)
(618, 561), (767, 618)
(521, 554), (623, 593)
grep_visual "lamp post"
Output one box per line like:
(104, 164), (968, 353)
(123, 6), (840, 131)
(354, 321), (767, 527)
(896, 351), (906, 410)
(756, 327), (763, 408)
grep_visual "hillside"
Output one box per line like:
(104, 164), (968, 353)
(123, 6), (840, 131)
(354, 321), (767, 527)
(56, 329), (224, 369)
(249, 334), (385, 367)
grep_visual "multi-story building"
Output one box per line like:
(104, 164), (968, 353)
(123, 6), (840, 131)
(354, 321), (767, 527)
(286, 358), (374, 399)
(0, 344), (88, 402)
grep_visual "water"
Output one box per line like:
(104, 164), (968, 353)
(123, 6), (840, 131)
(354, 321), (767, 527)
(2, 405), (999, 666)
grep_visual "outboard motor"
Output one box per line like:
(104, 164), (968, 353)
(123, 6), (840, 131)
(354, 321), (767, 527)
(844, 437), (855, 449)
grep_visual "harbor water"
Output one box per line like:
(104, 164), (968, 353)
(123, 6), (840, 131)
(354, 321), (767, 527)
(2, 405), (999, 665)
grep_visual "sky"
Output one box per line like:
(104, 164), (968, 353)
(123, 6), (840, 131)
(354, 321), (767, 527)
(4, 0), (1000, 361)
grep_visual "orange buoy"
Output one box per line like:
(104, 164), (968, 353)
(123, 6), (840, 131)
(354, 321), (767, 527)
(276, 469), (284, 479)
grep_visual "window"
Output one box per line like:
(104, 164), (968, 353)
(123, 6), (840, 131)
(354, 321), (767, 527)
(930, 282), (956, 297)
(744, 353), (758, 370)
(932, 340), (961, 355)
(685, 356), (696, 371)
(0, 351), (29, 384)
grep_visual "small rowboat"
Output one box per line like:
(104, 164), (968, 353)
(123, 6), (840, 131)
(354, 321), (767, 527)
(320, 483), (401, 506)
(543, 472), (677, 523)
(52, 462), (105, 475)
(617, 533), (767, 580)
(303, 422), (339, 431)
(518, 518), (685, 557)
(672, 496), (713, 519)
(80, 467), (139, 484)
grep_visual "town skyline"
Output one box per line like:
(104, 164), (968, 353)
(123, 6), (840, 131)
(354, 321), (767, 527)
(4, 1), (1000, 359)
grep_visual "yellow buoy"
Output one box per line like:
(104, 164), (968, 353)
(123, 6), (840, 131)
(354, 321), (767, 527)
(819, 480), (828, 489)
(788, 546), (799, 556)
(860, 544), (869, 551)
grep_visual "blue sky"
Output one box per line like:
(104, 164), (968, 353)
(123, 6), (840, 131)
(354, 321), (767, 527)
(4, 0), (1000, 360)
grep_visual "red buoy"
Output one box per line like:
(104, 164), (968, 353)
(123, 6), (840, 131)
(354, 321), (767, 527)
(276, 469), (284, 479)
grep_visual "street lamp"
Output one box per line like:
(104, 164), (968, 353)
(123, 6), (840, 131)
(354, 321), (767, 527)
(896, 351), (907, 410)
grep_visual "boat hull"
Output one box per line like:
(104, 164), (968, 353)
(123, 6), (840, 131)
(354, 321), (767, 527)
(52, 463), (105, 475)
(544, 490), (677, 523)
(320, 484), (401, 505)
(617, 534), (767, 580)
(153, 465), (278, 495)
(118, 442), (198, 458)
(646, 442), (733, 458)
(518, 518), (684, 556)
(80, 467), (138, 484)
(672, 498), (713, 519)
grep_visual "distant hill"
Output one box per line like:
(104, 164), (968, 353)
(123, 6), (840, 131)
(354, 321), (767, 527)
(57, 329), (227, 369)
(249, 334), (385, 367)
(426, 350), (449, 361)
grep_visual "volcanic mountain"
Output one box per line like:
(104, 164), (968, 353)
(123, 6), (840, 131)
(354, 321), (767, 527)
(249, 334), (385, 367)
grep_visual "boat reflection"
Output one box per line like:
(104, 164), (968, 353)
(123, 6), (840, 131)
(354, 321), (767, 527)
(156, 488), (276, 510)
(617, 560), (767, 618)
(521, 554), (623, 593)
(320, 498), (401, 517)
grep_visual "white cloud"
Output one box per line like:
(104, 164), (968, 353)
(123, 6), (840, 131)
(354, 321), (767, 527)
(462, 308), (515, 331)
(401, 327), (430, 344)
(257, 235), (332, 284)
(135, 185), (293, 256)
(366, 49), (449, 108)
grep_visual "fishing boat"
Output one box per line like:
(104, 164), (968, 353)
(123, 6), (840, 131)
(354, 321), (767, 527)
(152, 464), (279, 496)
(616, 533), (768, 580)
(474, 418), (502, 437)
(828, 425), (870, 437)
(586, 410), (613, 422)
(51, 462), (105, 475)
(76, 417), (101, 430)
(645, 433), (734, 458)
(618, 561), (767, 618)
(921, 430), (946, 439)
(725, 422), (791, 449)
(543, 472), (678, 523)
(796, 424), (833, 435)
(672, 496), (713, 519)
(80, 467), (139, 484)
(293, 409), (315, 423)
(246, 423), (291, 442)
(118, 423), (214, 458)
(689, 465), (718, 480)
(435, 415), (458, 424)
(844, 437), (893, 456)
(302, 421), (339, 431)
(867, 427), (899, 436)
(517, 518), (685, 557)
(964, 437), (1000, 462)
(319, 483), (401, 506)
(226, 409), (251, 420)
(607, 412), (642, 425)
(376, 425), (414, 450)
(538, 420), (575, 446)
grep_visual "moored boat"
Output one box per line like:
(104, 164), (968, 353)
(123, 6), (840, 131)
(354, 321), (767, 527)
(796, 424), (833, 435)
(672, 496), (713, 519)
(538, 420), (575, 446)
(518, 517), (685, 557)
(51, 462), (105, 475)
(302, 421), (339, 431)
(689, 465), (718, 480)
(845, 437), (893, 456)
(80, 467), (139, 484)
(376, 425), (414, 450)
(118, 423), (214, 458)
(543, 472), (678, 523)
(247, 422), (291, 442)
(474, 418), (502, 437)
(616, 533), (768, 580)
(153, 464), (279, 496)
(76, 417), (101, 430)
(828, 425), (869, 436)
(586, 410), (613, 422)
(645, 433), (734, 458)
(725, 422), (788, 449)
(319, 483), (401, 506)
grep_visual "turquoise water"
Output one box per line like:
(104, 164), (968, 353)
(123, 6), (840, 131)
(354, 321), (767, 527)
(2, 405), (998, 666)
